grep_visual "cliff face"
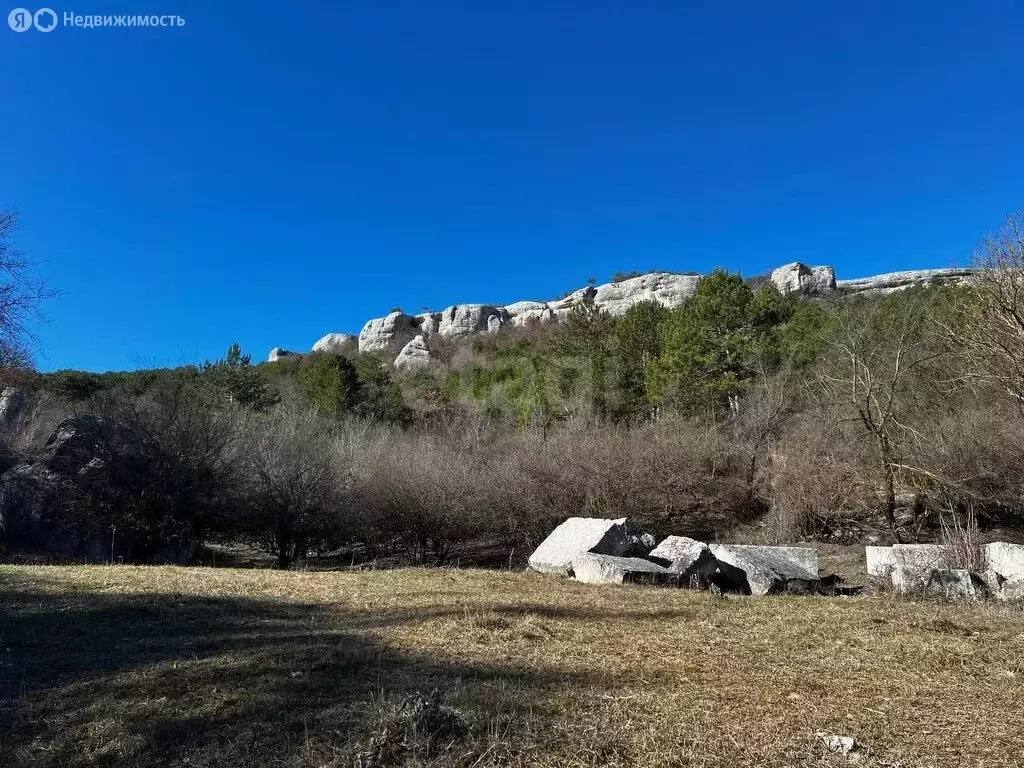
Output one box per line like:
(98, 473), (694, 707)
(268, 263), (973, 363)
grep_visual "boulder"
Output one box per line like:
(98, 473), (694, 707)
(982, 542), (1024, 581)
(267, 347), (297, 363)
(528, 517), (638, 576)
(709, 545), (819, 596)
(437, 304), (510, 339)
(866, 544), (952, 591)
(571, 554), (670, 585)
(925, 569), (979, 599)
(311, 333), (358, 355)
(394, 335), (431, 373)
(415, 312), (442, 337)
(359, 311), (419, 353)
(504, 301), (556, 328)
(0, 416), (197, 564)
(648, 536), (717, 585)
(770, 262), (836, 295)
(0, 388), (26, 428)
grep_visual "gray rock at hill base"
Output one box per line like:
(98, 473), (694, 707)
(710, 544), (820, 596)
(527, 516), (638, 576)
(267, 347), (297, 363)
(312, 333), (358, 355)
(982, 542), (1024, 581)
(837, 268), (975, 296)
(648, 536), (718, 584)
(437, 304), (510, 339)
(0, 388), (26, 428)
(571, 553), (670, 585)
(925, 569), (979, 599)
(770, 262), (836, 295)
(394, 335), (432, 373)
(359, 311), (419, 353)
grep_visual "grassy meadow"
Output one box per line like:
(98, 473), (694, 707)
(1, 564), (1022, 767)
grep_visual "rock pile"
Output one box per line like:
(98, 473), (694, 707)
(528, 517), (828, 595)
(866, 542), (1024, 599)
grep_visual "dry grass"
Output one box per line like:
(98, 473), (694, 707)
(1, 565), (1022, 767)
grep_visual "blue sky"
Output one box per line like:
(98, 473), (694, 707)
(2, 1), (1022, 372)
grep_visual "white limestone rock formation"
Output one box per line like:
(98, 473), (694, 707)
(710, 544), (820, 596)
(437, 304), (510, 339)
(770, 263), (837, 295)
(571, 553), (669, 585)
(416, 312), (442, 337)
(268, 347), (298, 363)
(551, 272), (701, 319)
(358, 310), (419, 353)
(312, 333), (358, 355)
(504, 300), (556, 328)
(837, 268), (974, 296)
(527, 517), (638, 576)
(393, 334), (432, 373)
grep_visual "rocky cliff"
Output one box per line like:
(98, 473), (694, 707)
(268, 262), (973, 365)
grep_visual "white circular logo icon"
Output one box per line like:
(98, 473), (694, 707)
(34, 7), (56, 31)
(8, 7), (33, 31)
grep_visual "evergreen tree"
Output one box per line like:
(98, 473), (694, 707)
(559, 287), (615, 420)
(202, 343), (277, 410)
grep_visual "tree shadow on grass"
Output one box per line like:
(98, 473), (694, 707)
(0, 571), (661, 767)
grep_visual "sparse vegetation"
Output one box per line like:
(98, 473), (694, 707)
(1, 565), (1022, 768)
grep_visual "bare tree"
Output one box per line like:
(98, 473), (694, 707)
(241, 407), (355, 569)
(814, 294), (943, 542)
(0, 208), (56, 369)
(951, 208), (1024, 408)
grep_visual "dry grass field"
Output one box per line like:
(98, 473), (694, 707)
(1, 564), (1022, 768)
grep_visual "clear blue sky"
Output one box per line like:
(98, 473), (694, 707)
(2, 1), (1022, 372)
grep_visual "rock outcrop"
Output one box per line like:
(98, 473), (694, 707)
(770, 263), (836, 295)
(437, 304), (510, 339)
(268, 347), (297, 363)
(312, 333), (358, 355)
(0, 416), (198, 564)
(358, 311), (420, 353)
(394, 335), (432, 373)
(837, 268), (975, 296)
(270, 262), (977, 364)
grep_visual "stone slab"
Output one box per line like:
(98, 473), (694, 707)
(571, 553), (669, 585)
(528, 517), (634, 576)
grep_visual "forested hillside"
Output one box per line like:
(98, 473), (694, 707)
(3, 214), (1024, 568)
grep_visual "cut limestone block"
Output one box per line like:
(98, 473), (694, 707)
(709, 545), (819, 596)
(982, 542), (1024, 581)
(866, 544), (952, 591)
(571, 553), (669, 585)
(648, 536), (717, 585)
(925, 569), (979, 599)
(528, 517), (637, 576)
(1000, 578), (1024, 601)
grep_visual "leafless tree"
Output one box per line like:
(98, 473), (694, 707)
(813, 294), (943, 541)
(950, 208), (1024, 409)
(241, 406), (356, 568)
(0, 208), (56, 369)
